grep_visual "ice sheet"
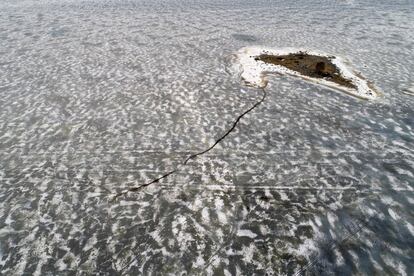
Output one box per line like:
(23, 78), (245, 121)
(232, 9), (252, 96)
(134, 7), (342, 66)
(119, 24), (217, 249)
(0, 0), (413, 274)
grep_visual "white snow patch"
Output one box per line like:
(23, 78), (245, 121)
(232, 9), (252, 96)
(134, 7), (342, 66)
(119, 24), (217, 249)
(405, 222), (414, 236)
(237, 229), (258, 239)
(388, 208), (399, 220)
(201, 207), (210, 223)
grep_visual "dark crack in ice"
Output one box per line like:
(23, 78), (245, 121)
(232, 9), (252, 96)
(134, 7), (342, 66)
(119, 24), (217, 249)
(114, 89), (266, 199)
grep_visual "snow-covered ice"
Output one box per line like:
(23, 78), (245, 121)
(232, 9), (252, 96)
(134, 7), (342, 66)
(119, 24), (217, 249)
(0, 0), (413, 274)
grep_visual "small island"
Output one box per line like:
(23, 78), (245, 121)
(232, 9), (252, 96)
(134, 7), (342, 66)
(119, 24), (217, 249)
(235, 47), (379, 100)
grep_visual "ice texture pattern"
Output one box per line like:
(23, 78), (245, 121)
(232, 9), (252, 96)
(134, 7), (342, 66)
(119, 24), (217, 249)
(0, 0), (414, 275)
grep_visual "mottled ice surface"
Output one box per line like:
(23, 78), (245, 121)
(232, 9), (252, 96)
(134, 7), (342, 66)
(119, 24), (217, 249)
(1, 0), (414, 275)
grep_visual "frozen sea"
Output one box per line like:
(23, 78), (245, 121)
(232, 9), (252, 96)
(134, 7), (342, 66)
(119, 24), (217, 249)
(1, 0), (414, 275)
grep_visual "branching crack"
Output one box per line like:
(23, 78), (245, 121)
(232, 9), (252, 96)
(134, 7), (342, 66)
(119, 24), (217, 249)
(112, 88), (267, 200)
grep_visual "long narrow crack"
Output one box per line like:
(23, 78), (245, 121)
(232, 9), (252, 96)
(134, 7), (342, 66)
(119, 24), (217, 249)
(184, 88), (267, 165)
(112, 88), (267, 200)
